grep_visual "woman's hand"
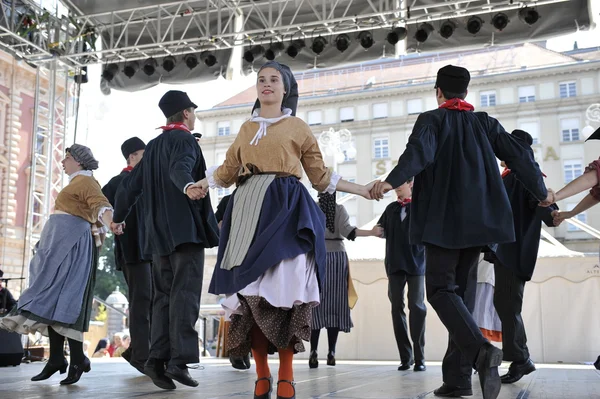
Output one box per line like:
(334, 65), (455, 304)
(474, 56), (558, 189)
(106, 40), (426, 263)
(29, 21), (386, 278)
(552, 210), (572, 226)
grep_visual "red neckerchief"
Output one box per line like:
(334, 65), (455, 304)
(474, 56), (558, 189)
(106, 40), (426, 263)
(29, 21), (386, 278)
(439, 98), (475, 111)
(157, 122), (192, 133)
(397, 198), (412, 206)
(122, 166), (133, 173)
(502, 168), (547, 178)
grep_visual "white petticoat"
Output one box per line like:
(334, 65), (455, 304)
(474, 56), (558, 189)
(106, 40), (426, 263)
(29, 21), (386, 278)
(221, 252), (320, 321)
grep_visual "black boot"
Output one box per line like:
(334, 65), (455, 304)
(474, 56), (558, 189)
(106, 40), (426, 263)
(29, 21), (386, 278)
(143, 358), (176, 390)
(327, 352), (336, 366)
(164, 364), (199, 387)
(308, 351), (318, 369)
(60, 357), (91, 385)
(31, 358), (68, 381)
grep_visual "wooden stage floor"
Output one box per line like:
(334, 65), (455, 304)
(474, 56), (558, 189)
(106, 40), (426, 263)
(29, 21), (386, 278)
(1, 358), (599, 399)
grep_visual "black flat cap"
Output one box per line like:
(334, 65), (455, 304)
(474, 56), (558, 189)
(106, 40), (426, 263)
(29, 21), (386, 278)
(121, 137), (146, 160)
(435, 65), (470, 94)
(158, 90), (198, 118)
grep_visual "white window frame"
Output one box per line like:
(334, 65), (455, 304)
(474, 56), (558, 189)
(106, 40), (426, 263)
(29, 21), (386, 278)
(560, 118), (580, 142)
(518, 85), (536, 103)
(340, 107), (354, 123)
(307, 110), (322, 126)
(217, 121), (231, 136)
(563, 159), (583, 184)
(480, 90), (497, 107)
(373, 135), (390, 159)
(372, 103), (388, 119)
(406, 99), (423, 115)
(566, 203), (587, 232)
(517, 121), (540, 144)
(559, 81), (577, 98)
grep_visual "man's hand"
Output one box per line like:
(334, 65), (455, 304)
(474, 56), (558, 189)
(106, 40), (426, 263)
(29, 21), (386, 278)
(186, 178), (209, 200)
(372, 225), (384, 238)
(552, 210), (572, 226)
(370, 180), (393, 200)
(539, 189), (556, 207)
(110, 222), (125, 235)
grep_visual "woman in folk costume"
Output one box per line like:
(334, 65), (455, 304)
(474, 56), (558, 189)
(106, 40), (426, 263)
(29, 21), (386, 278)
(0, 144), (121, 385)
(195, 61), (372, 399)
(309, 192), (379, 368)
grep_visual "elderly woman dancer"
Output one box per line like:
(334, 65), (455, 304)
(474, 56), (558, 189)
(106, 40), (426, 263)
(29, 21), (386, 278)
(0, 144), (121, 385)
(193, 61), (372, 399)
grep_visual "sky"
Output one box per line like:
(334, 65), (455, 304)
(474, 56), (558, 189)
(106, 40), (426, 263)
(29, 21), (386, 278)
(76, 29), (600, 186)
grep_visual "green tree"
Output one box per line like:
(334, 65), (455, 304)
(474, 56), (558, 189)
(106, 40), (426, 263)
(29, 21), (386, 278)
(94, 233), (128, 300)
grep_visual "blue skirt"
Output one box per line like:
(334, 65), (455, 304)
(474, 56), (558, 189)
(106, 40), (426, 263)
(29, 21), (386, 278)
(208, 177), (327, 295)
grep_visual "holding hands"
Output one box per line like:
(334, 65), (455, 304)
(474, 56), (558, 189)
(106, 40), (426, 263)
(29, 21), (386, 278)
(369, 180), (393, 200)
(186, 178), (209, 200)
(539, 189), (556, 207)
(551, 210), (571, 226)
(110, 221), (125, 235)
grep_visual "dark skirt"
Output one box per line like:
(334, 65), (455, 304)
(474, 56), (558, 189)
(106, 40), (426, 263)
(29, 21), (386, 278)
(311, 251), (353, 332)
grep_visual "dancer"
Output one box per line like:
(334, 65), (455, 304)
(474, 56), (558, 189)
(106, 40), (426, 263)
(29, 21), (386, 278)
(192, 61), (372, 399)
(309, 192), (378, 369)
(369, 65), (552, 399)
(102, 137), (152, 374)
(376, 177), (427, 372)
(492, 130), (557, 384)
(114, 90), (219, 390)
(0, 144), (120, 385)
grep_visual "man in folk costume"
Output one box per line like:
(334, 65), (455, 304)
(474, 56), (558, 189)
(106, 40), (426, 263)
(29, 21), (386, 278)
(114, 91), (219, 390)
(369, 65), (553, 399)
(102, 137), (152, 374)
(489, 129), (557, 384)
(376, 177), (427, 372)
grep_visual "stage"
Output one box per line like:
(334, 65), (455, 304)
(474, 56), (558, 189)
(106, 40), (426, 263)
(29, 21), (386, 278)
(1, 358), (599, 398)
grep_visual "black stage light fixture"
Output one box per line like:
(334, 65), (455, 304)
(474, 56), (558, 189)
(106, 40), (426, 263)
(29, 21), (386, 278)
(311, 36), (327, 55)
(467, 16), (484, 35)
(439, 21), (456, 39)
(286, 39), (306, 58)
(143, 58), (158, 76)
(184, 54), (199, 69)
(335, 34), (351, 52)
(519, 7), (540, 25)
(492, 13), (509, 31)
(358, 31), (374, 49)
(101, 63), (119, 81)
(201, 51), (217, 67)
(243, 45), (265, 63)
(386, 27), (407, 45)
(415, 23), (434, 43)
(265, 42), (285, 60)
(162, 56), (176, 72)
(123, 61), (139, 78)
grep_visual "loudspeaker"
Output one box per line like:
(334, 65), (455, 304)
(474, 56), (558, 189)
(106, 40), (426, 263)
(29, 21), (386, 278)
(0, 329), (23, 367)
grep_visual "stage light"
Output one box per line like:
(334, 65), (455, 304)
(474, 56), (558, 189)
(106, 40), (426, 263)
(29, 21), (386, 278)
(439, 21), (456, 39)
(162, 56), (176, 72)
(311, 36), (327, 55)
(386, 27), (407, 45)
(184, 54), (198, 69)
(335, 34), (351, 52)
(201, 51), (217, 67)
(519, 7), (539, 25)
(492, 13), (509, 31)
(101, 63), (119, 82)
(467, 16), (484, 35)
(123, 61), (139, 78)
(265, 42), (285, 60)
(142, 58), (158, 76)
(243, 45), (265, 63)
(286, 39), (305, 58)
(358, 31), (374, 49)
(415, 23), (434, 43)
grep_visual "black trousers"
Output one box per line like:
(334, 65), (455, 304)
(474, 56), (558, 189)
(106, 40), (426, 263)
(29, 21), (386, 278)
(150, 243), (205, 367)
(122, 261), (153, 365)
(425, 244), (487, 388)
(387, 271), (427, 364)
(493, 260), (529, 363)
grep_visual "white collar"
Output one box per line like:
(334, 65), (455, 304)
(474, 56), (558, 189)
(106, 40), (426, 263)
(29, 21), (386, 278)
(249, 108), (292, 145)
(68, 170), (93, 182)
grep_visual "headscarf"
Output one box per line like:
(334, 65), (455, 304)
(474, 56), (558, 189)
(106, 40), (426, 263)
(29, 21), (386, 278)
(318, 192), (336, 233)
(93, 338), (108, 354)
(251, 61), (299, 116)
(66, 144), (99, 171)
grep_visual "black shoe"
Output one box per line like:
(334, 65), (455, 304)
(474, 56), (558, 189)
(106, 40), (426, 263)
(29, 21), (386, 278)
(165, 364), (199, 387)
(276, 379), (296, 399)
(254, 375), (273, 399)
(500, 358), (536, 384)
(433, 383), (473, 397)
(60, 357), (91, 385)
(143, 358), (176, 390)
(243, 354), (252, 369)
(326, 352), (335, 366)
(230, 355), (249, 370)
(31, 358), (68, 381)
(594, 355), (600, 370)
(414, 361), (426, 372)
(308, 351), (318, 369)
(475, 343), (503, 399)
(398, 360), (414, 371)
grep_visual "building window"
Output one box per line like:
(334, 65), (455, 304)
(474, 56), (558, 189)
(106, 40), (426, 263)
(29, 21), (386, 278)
(307, 110), (322, 126)
(566, 203), (587, 232)
(407, 99), (422, 115)
(372, 103), (388, 119)
(217, 121), (230, 136)
(340, 107), (354, 123)
(560, 118), (580, 142)
(518, 86), (536, 103)
(563, 160), (583, 184)
(518, 121), (540, 144)
(559, 81), (576, 98)
(373, 136), (389, 159)
(339, 178), (356, 199)
(480, 91), (497, 107)
(216, 187), (233, 203)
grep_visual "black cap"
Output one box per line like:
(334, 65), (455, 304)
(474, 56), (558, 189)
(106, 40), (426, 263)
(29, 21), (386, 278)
(158, 90), (198, 118)
(511, 129), (533, 146)
(121, 137), (146, 160)
(435, 65), (470, 93)
(585, 126), (600, 142)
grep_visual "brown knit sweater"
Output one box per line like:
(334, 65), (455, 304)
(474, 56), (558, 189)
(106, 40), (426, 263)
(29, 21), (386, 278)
(54, 175), (112, 224)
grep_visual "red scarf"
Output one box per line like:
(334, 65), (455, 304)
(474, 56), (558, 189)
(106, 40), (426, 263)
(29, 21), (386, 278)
(158, 122), (191, 133)
(502, 168), (547, 178)
(439, 98), (475, 111)
(397, 198), (412, 206)
(122, 166), (133, 173)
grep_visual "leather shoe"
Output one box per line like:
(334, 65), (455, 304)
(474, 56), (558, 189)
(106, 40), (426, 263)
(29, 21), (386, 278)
(60, 357), (91, 385)
(31, 358), (68, 381)
(243, 354), (252, 369)
(143, 359), (176, 390)
(231, 355), (249, 370)
(398, 360), (414, 371)
(165, 364), (199, 387)
(276, 379), (296, 399)
(326, 352), (336, 366)
(414, 361), (426, 372)
(594, 355), (600, 370)
(433, 383), (473, 397)
(308, 351), (318, 369)
(474, 343), (503, 399)
(500, 358), (536, 384)
(254, 376), (273, 399)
